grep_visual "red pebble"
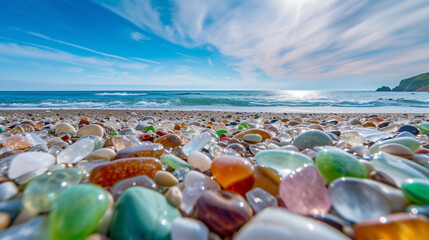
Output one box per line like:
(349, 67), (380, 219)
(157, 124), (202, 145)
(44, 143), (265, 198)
(61, 134), (71, 141)
(138, 133), (155, 142)
(415, 148), (429, 155)
(156, 131), (167, 136)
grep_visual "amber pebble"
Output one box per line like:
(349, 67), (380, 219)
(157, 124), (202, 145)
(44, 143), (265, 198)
(226, 143), (246, 156)
(21, 120), (37, 128)
(227, 138), (241, 145)
(114, 143), (164, 160)
(154, 134), (182, 148)
(232, 129), (271, 141)
(2, 135), (33, 150)
(211, 156), (255, 196)
(89, 157), (162, 187)
(252, 165), (281, 196)
(326, 116), (346, 122)
(362, 122), (376, 127)
(10, 124), (34, 134)
(354, 213), (429, 240)
(194, 191), (253, 237)
(79, 119), (91, 125)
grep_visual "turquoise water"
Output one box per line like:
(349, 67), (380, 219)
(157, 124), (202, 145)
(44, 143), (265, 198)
(0, 91), (428, 113)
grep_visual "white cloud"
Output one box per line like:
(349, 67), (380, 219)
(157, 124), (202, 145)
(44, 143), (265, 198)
(207, 57), (212, 66)
(95, 0), (429, 82)
(131, 31), (150, 41)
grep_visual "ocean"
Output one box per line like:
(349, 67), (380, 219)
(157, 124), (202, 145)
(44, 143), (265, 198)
(0, 91), (428, 113)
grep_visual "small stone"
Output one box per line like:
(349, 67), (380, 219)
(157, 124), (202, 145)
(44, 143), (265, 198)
(57, 138), (95, 164)
(111, 135), (140, 151)
(160, 154), (193, 170)
(182, 132), (212, 155)
(243, 134), (262, 143)
(154, 171), (179, 187)
(245, 188), (278, 213)
(1, 135), (34, 150)
(90, 157), (162, 187)
(279, 164), (330, 215)
(154, 134), (182, 148)
(234, 207), (349, 240)
(165, 186), (182, 208)
(292, 130), (333, 150)
(76, 124), (104, 137)
(195, 191), (253, 237)
(0, 212), (10, 232)
(0, 216), (50, 240)
(398, 125), (419, 135)
(252, 165), (281, 196)
(354, 213), (429, 240)
(8, 152), (55, 179)
(115, 143), (163, 159)
(49, 185), (110, 240)
(369, 137), (420, 153)
(402, 178), (429, 204)
(86, 148), (116, 161)
(379, 143), (414, 158)
(55, 122), (76, 134)
(109, 187), (181, 240)
(0, 199), (22, 221)
(0, 182), (18, 201)
(211, 156), (255, 196)
(340, 130), (366, 146)
(233, 129), (271, 141)
(418, 123), (429, 134)
(255, 150), (313, 178)
(315, 147), (367, 184)
(187, 151), (211, 171)
(110, 175), (157, 200)
(171, 218), (209, 240)
(23, 168), (83, 212)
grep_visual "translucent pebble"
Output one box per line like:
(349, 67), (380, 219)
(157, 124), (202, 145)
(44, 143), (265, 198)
(8, 152), (55, 179)
(340, 130), (366, 146)
(245, 188), (278, 213)
(23, 168), (83, 212)
(112, 135), (140, 152)
(0, 181), (18, 201)
(180, 182), (211, 215)
(57, 138), (95, 164)
(184, 170), (220, 190)
(0, 216), (50, 240)
(182, 132), (212, 155)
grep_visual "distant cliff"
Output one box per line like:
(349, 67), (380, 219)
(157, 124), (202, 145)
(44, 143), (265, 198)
(377, 72), (429, 91)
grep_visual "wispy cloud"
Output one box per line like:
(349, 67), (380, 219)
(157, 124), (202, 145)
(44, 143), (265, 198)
(207, 57), (212, 66)
(0, 41), (146, 70)
(130, 31), (150, 41)
(26, 31), (129, 61)
(95, 0), (429, 82)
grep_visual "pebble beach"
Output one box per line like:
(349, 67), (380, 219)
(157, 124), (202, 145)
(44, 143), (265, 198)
(1, 109), (429, 240)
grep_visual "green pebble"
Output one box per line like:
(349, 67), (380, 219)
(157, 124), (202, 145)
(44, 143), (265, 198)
(145, 125), (156, 133)
(23, 168), (83, 212)
(402, 178), (429, 205)
(161, 154), (193, 169)
(49, 184), (109, 240)
(419, 123), (429, 134)
(238, 122), (252, 130)
(109, 187), (181, 240)
(216, 130), (227, 136)
(369, 137), (420, 153)
(315, 148), (367, 184)
(110, 132), (118, 137)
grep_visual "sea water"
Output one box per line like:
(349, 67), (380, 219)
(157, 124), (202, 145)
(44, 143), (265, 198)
(0, 90), (428, 113)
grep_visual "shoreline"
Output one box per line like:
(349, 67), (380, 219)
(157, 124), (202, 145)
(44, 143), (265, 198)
(0, 109), (425, 120)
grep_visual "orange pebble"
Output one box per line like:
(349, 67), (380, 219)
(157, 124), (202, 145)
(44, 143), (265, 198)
(89, 157), (162, 187)
(211, 156), (255, 196)
(232, 129), (271, 141)
(355, 213), (429, 240)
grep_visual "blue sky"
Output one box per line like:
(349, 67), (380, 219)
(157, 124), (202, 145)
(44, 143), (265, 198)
(1, 0), (429, 90)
